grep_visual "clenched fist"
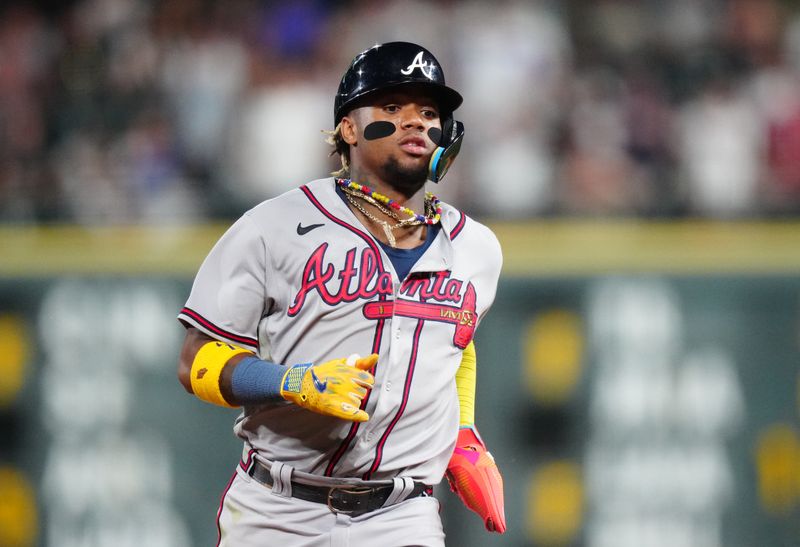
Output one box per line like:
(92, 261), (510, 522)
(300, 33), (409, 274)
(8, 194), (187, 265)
(280, 354), (377, 421)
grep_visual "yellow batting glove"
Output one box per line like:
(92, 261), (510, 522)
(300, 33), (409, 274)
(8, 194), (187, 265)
(280, 354), (377, 421)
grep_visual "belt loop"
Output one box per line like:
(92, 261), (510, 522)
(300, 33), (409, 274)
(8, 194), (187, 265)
(382, 477), (415, 507)
(241, 445), (256, 474)
(270, 461), (294, 498)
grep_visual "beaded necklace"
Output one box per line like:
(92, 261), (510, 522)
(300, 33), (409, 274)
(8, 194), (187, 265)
(336, 178), (442, 247)
(336, 178), (442, 225)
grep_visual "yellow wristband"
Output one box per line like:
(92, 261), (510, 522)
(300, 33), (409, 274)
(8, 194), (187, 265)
(190, 341), (253, 408)
(455, 340), (477, 427)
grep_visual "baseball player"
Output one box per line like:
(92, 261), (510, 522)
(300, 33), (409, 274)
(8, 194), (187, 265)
(177, 41), (505, 546)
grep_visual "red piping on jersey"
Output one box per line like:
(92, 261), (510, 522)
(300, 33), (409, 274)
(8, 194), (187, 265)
(362, 318), (425, 480)
(325, 314), (385, 476)
(179, 306), (259, 349)
(299, 185), (388, 262)
(299, 184), (389, 477)
(215, 470), (238, 547)
(449, 211), (467, 240)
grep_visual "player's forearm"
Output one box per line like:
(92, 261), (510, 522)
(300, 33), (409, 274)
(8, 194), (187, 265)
(178, 328), (375, 419)
(225, 355), (286, 405)
(178, 327), (285, 406)
(178, 327), (215, 393)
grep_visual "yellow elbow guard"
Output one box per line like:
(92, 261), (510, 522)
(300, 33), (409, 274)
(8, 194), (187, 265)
(190, 341), (253, 408)
(455, 341), (477, 427)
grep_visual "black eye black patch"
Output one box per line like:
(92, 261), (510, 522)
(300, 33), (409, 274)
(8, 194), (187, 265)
(427, 127), (443, 146)
(363, 121), (396, 140)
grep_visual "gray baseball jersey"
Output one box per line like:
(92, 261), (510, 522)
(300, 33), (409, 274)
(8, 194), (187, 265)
(178, 177), (502, 486)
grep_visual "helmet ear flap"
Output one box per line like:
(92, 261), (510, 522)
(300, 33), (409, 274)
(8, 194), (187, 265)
(428, 117), (464, 183)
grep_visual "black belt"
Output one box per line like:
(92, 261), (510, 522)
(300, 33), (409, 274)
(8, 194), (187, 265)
(249, 460), (433, 517)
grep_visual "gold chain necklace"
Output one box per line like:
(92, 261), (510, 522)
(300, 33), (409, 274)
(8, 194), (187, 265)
(342, 186), (403, 220)
(343, 191), (424, 247)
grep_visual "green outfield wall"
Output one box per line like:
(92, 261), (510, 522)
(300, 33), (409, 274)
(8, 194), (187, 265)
(0, 221), (798, 547)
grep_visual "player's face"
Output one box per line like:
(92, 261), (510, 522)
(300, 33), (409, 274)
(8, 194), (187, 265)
(344, 87), (441, 197)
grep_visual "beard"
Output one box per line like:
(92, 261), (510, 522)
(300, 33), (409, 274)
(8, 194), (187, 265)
(380, 155), (428, 199)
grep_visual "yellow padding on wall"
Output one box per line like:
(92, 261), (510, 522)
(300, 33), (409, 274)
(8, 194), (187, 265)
(0, 466), (37, 546)
(455, 341), (477, 427)
(0, 315), (28, 407)
(755, 423), (800, 514)
(190, 341), (252, 408)
(525, 310), (583, 405)
(527, 461), (583, 545)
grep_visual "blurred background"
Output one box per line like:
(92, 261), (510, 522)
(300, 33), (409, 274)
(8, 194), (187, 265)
(0, 0), (799, 546)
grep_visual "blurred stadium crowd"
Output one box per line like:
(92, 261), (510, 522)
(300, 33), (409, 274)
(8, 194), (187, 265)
(2, 0), (800, 224)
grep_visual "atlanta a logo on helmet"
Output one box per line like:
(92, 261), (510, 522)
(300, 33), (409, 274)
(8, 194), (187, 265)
(401, 51), (435, 79)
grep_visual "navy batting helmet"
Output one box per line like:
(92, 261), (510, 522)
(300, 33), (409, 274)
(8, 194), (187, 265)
(334, 42), (463, 125)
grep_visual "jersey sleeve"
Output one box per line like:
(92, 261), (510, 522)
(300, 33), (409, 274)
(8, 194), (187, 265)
(178, 213), (268, 351)
(474, 223), (503, 329)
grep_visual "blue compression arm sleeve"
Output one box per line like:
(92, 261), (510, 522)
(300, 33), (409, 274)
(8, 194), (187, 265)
(230, 356), (287, 404)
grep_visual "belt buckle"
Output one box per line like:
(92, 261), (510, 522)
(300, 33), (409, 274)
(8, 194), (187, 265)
(326, 486), (375, 516)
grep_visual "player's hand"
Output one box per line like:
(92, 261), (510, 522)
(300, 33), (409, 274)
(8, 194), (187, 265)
(446, 426), (506, 533)
(279, 354), (377, 421)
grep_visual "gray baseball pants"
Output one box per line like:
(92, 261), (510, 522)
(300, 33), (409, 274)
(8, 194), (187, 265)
(216, 464), (446, 547)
